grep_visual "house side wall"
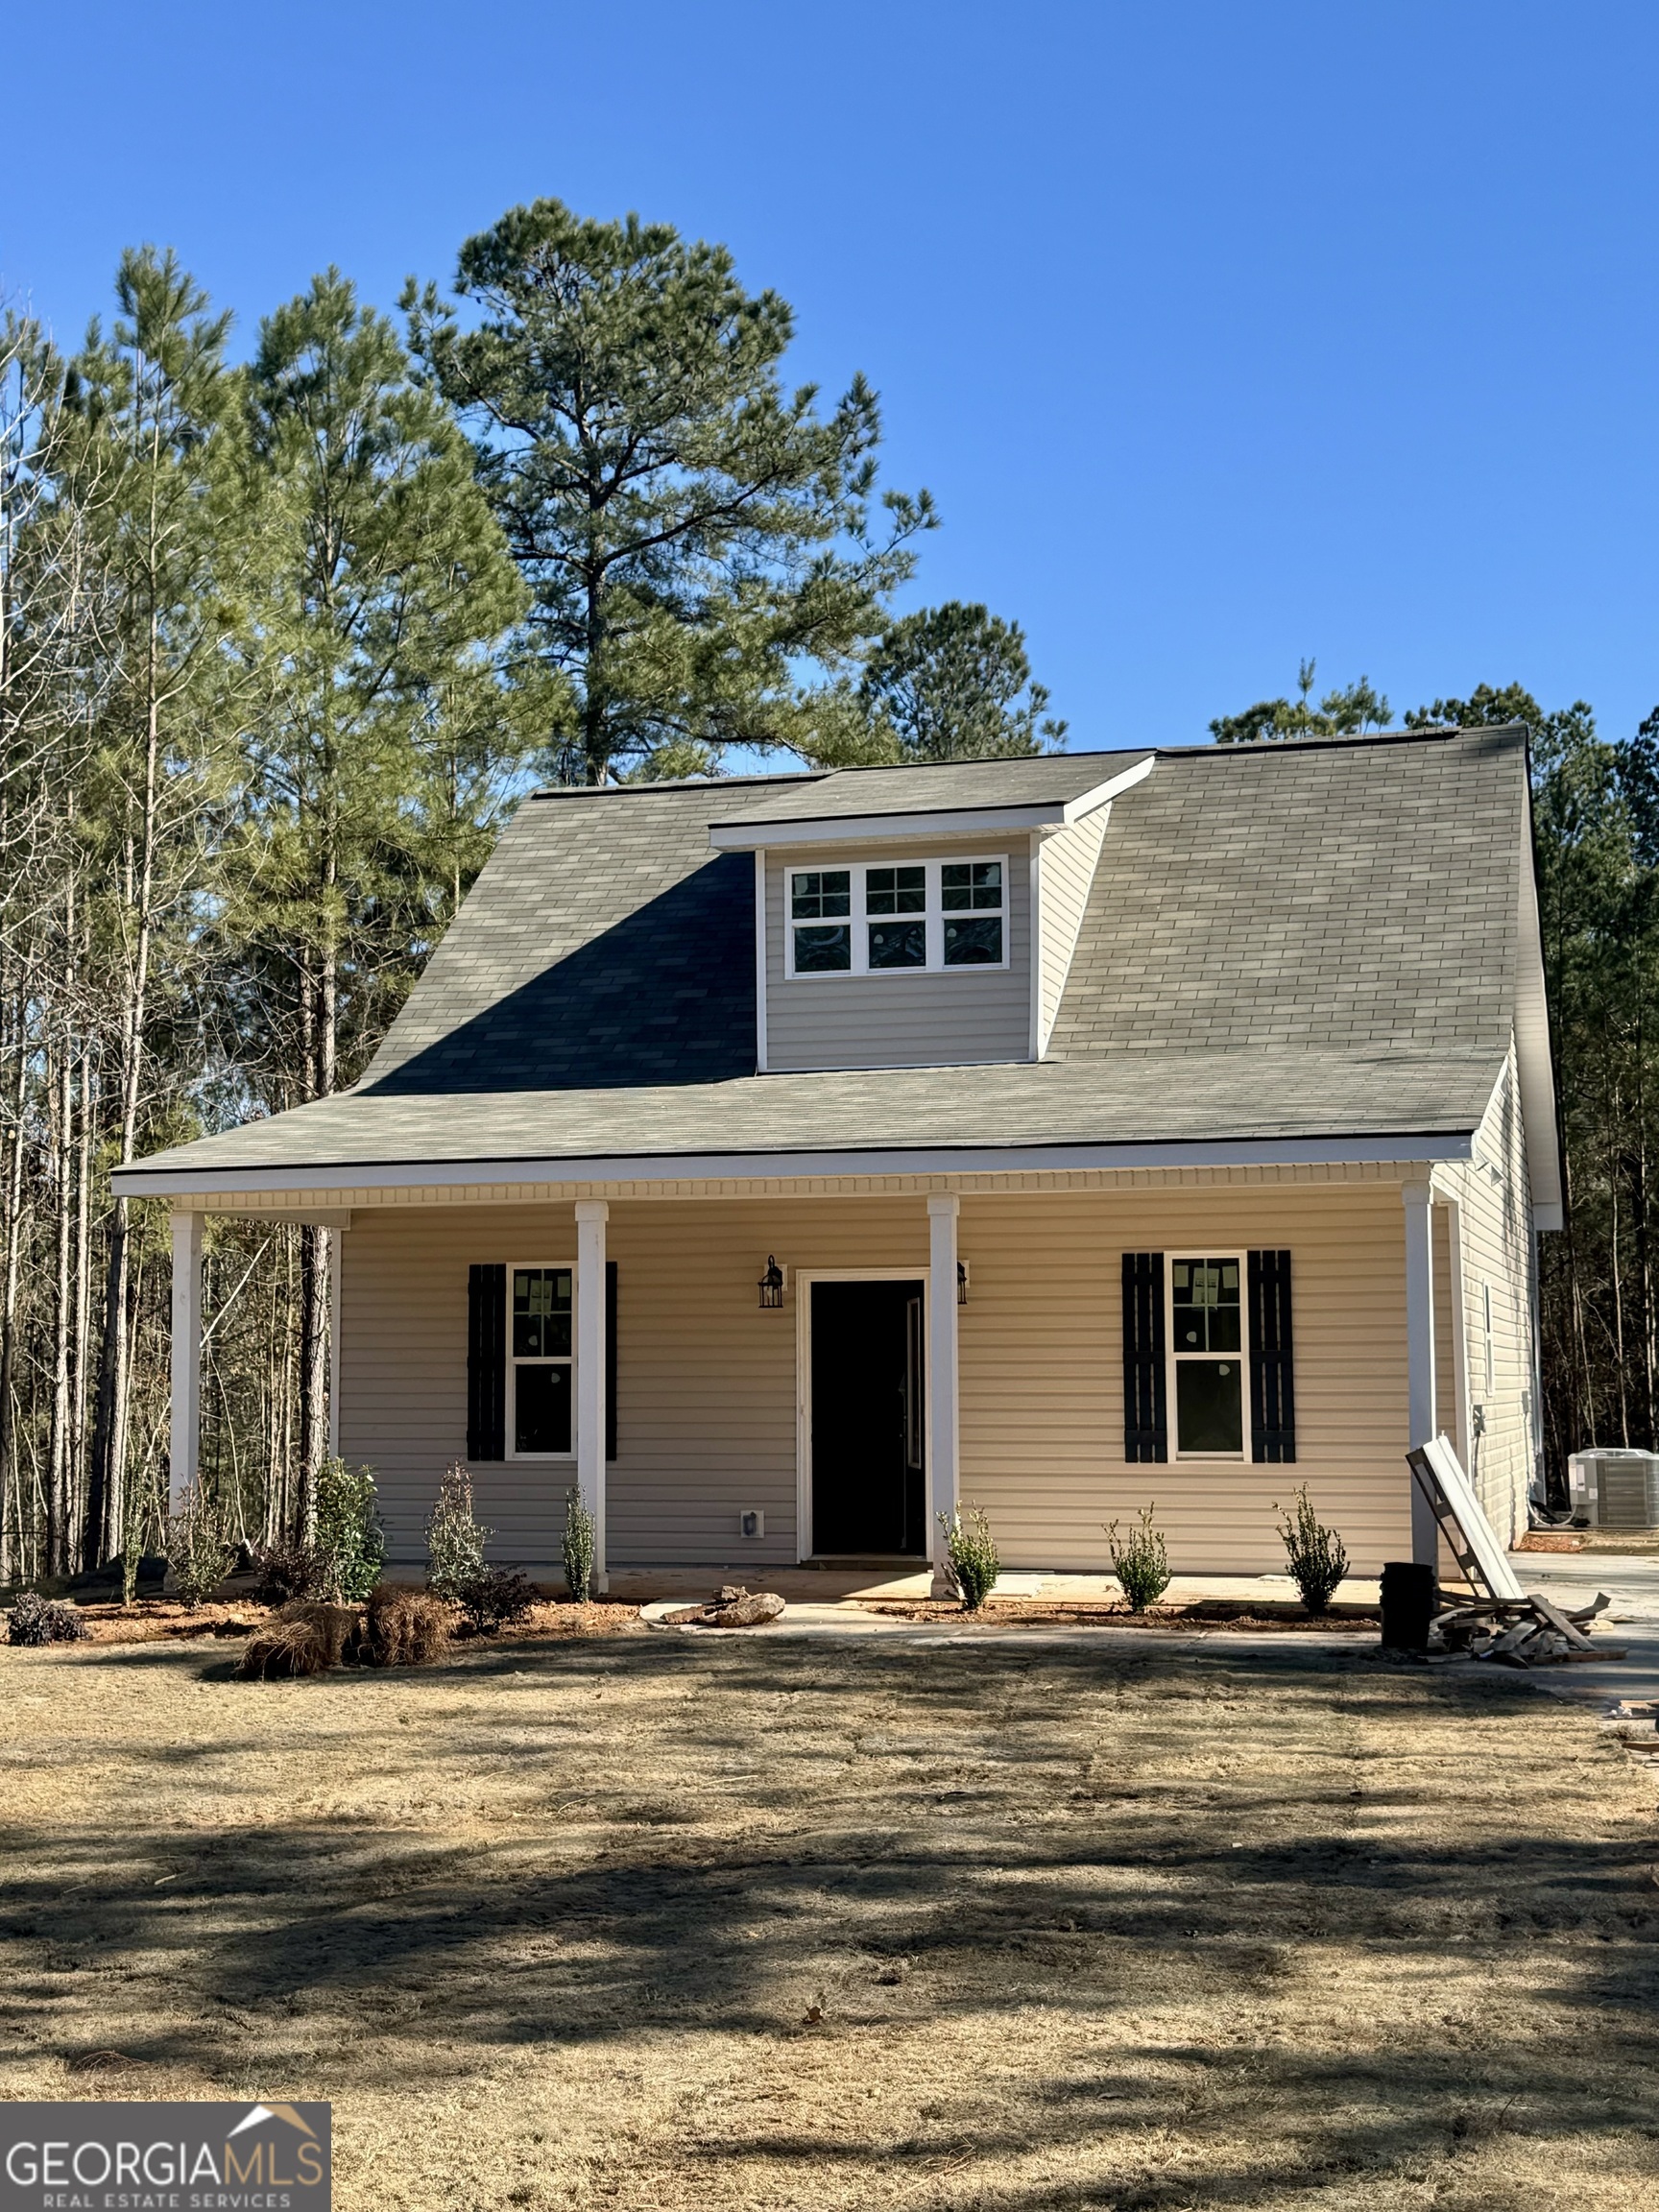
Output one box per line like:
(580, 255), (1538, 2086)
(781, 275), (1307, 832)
(1433, 1043), (1536, 1548)
(339, 1174), (1418, 1577)
(762, 836), (1031, 1071)
(1036, 809), (1111, 1054)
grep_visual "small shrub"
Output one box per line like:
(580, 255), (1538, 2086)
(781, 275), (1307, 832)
(314, 1456), (384, 1602)
(234, 1600), (358, 1681)
(362, 1584), (451, 1667)
(427, 1462), (490, 1601)
(458, 1567), (537, 1635)
(1277, 1485), (1350, 1615)
(1107, 1504), (1172, 1613)
(166, 1482), (235, 1609)
(562, 1486), (596, 1602)
(250, 1541), (335, 1605)
(8, 1592), (89, 1647)
(937, 1505), (1000, 1610)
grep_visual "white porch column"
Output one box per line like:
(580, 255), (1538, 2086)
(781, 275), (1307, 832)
(1402, 1183), (1438, 1567)
(169, 1211), (204, 1512)
(575, 1199), (609, 1592)
(926, 1194), (960, 1594)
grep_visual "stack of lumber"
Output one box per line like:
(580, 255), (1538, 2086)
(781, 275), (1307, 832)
(1432, 1588), (1623, 1667)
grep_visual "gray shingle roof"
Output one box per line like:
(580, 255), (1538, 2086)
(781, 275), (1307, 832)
(120, 728), (1534, 1188)
(119, 1049), (1503, 1180)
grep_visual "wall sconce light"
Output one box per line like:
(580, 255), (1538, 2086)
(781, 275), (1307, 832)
(957, 1260), (970, 1306)
(758, 1256), (786, 1310)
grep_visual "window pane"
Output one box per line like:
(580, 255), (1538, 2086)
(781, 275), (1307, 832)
(791, 870), (851, 919)
(516, 1362), (572, 1454)
(793, 924), (851, 972)
(1176, 1359), (1243, 1454)
(942, 861), (1003, 911)
(866, 865), (926, 915)
(869, 920), (927, 968)
(513, 1267), (572, 1358)
(943, 916), (1002, 965)
(1171, 1258), (1240, 1352)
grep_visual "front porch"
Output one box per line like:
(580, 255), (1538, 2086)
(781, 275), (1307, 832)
(159, 1165), (1497, 1590)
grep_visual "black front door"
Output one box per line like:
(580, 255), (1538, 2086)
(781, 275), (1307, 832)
(810, 1279), (926, 1555)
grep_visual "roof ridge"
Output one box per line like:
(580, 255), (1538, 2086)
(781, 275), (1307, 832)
(1161, 724), (1524, 761)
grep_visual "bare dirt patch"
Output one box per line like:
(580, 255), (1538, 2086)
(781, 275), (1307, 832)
(2, 1629), (1657, 2209)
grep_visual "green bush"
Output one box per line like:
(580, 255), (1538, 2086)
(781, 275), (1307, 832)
(1276, 1485), (1350, 1615)
(1106, 1505), (1172, 1613)
(937, 1505), (1000, 1610)
(426, 1462), (491, 1600)
(314, 1457), (384, 1602)
(562, 1486), (596, 1602)
(166, 1482), (236, 1609)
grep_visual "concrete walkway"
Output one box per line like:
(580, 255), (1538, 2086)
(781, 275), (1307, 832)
(1500, 1551), (1659, 1708)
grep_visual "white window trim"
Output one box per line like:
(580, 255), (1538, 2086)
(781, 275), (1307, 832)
(784, 854), (1010, 979)
(508, 1259), (577, 1461)
(1166, 1249), (1248, 1461)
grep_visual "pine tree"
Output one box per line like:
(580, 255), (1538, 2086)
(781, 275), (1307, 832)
(405, 200), (934, 782)
(859, 601), (1066, 759)
(65, 249), (245, 1566)
(229, 270), (528, 1527)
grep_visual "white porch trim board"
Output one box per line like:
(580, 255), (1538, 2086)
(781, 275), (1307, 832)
(169, 1210), (203, 1512)
(575, 1198), (609, 1591)
(926, 1194), (960, 1594)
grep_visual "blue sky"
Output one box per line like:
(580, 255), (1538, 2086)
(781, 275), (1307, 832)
(6, 1), (1656, 750)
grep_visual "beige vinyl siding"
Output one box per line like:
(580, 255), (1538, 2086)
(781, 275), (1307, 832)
(340, 1173), (1423, 1577)
(1433, 1044), (1535, 1549)
(763, 837), (1031, 1070)
(1036, 808), (1110, 1054)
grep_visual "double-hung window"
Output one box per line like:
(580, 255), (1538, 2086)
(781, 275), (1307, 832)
(511, 1264), (573, 1456)
(786, 858), (1006, 976)
(1168, 1255), (1244, 1455)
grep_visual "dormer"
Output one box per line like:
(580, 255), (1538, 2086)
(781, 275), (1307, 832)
(709, 752), (1155, 1072)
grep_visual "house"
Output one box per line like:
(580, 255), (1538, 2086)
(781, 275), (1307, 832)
(117, 727), (1560, 1590)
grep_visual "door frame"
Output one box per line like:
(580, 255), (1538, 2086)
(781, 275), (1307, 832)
(796, 1266), (932, 1561)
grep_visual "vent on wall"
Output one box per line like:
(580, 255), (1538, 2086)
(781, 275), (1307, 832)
(739, 1510), (764, 1539)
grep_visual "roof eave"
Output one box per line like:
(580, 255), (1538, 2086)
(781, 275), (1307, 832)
(113, 1124), (1478, 1204)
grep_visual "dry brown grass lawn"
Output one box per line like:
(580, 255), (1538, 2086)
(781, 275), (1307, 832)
(2, 1625), (1657, 2211)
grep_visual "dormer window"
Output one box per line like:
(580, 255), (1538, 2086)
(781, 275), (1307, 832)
(786, 858), (1006, 977)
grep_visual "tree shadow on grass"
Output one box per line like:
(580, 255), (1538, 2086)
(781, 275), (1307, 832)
(5, 1635), (1657, 2205)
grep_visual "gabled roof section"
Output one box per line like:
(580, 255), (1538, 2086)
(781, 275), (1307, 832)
(114, 725), (1562, 1194)
(708, 747), (1154, 848)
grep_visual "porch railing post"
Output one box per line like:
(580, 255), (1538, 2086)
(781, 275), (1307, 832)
(575, 1199), (610, 1592)
(1402, 1182), (1438, 1567)
(169, 1210), (204, 1513)
(926, 1193), (960, 1596)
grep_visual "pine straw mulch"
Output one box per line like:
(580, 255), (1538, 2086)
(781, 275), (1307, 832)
(45, 1596), (647, 1647)
(855, 1597), (1381, 1631)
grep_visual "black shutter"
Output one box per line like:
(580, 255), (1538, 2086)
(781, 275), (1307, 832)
(1122, 1252), (1167, 1462)
(606, 1260), (618, 1463)
(467, 1263), (507, 1461)
(1248, 1249), (1296, 1463)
